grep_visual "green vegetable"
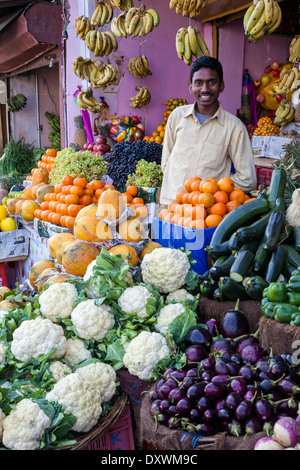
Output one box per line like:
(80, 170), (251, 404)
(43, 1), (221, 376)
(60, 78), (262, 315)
(290, 315), (300, 327)
(200, 279), (216, 298)
(265, 245), (288, 284)
(254, 240), (271, 273)
(229, 250), (254, 283)
(126, 159), (163, 188)
(206, 240), (231, 260)
(208, 254), (235, 281)
(0, 137), (41, 186)
(274, 304), (299, 323)
(266, 282), (288, 303)
(218, 276), (249, 301)
(282, 244), (300, 268)
(267, 166), (287, 206)
(263, 211), (286, 251)
(287, 292), (300, 306)
(244, 276), (269, 300)
(287, 281), (300, 293)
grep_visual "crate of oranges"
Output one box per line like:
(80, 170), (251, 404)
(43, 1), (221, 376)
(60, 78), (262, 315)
(253, 116), (280, 136)
(158, 176), (254, 230)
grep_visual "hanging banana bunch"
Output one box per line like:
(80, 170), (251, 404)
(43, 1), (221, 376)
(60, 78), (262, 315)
(91, 2), (114, 26)
(111, 6), (160, 38)
(109, 0), (134, 11)
(175, 26), (210, 66)
(289, 36), (300, 64)
(273, 99), (295, 126)
(90, 63), (119, 90)
(130, 86), (151, 108)
(77, 88), (104, 113)
(127, 55), (152, 78)
(169, 0), (208, 18)
(74, 16), (95, 40)
(243, 0), (282, 43)
(274, 66), (300, 96)
(72, 57), (98, 82)
(85, 30), (118, 57)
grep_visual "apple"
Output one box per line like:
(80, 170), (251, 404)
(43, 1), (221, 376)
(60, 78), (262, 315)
(256, 94), (265, 103)
(96, 136), (107, 145)
(254, 80), (261, 87)
(265, 65), (272, 74)
(261, 75), (271, 86)
(272, 69), (280, 78)
(110, 125), (119, 135)
(275, 93), (283, 102)
(136, 123), (145, 132)
(83, 143), (89, 150)
(97, 144), (107, 153)
(130, 115), (140, 123)
(88, 143), (94, 151)
(271, 61), (280, 70)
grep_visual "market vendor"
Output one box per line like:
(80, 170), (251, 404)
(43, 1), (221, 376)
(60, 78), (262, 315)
(160, 56), (257, 205)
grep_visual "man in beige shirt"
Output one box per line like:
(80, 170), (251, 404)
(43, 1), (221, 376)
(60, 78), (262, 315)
(160, 56), (257, 206)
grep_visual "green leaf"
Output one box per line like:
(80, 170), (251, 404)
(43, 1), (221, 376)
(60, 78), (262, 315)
(167, 308), (197, 345)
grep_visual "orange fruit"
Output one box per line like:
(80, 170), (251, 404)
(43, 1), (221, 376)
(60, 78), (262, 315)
(226, 200), (242, 212)
(79, 195), (92, 206)
(164, 211), (174, 222)
(243, 197), (257, 203)
(218, 177), (235, 193)
(205, 214), (223, 228)
(182, 192), (192, 204)
(190, 219), (207, 229)
(184, 177), (201, 192)
(73, 177), (87, 188)
(88, 180), (103, 191)
(188, 191), (201, 204)
(190, 179), (202, 192)
(59, 203), (69, 215)
(176, 189), (188, 203)
(62, 175), (74, 186)
(171, 213), (182, 224)
(229, 188), (246, 204)
(41, 210), (52, 221)
(159, 209), (169, 220)
(40, 201), (49, 211)
(59, 194), (67, 204)
(65, 194), (80, 205)
(46, 149), (57, 157)
(183, 217), (193, 227)
(65, 216), (75, 229)
(135, 205), (148, 218)
(177, 216), (186, 226)
(49, 193), (57, 201)
(68, 204), (84, 217)
(176, 203), (192, 217)
(191, 191), (202, 206)
(55, 183), (64, 194)
(51, 213), (62, 226)
(198, 192), (215, 208)
(199, 179), (208, 192)
(185, 205), (207, 220)
(132, 197), (144, 205)
(82, 187), (94, 197)
(60, 215), (68, 227)
(209, 202), (227, 217)
(201, 181), (219, 194)
(70, 185), (84, 197)
(104, 184), (115, 190)
(121, 192), (133, 204)
(168, 200), (178, 212)
(213, 190), (229, 204)
(95, 188), (105, 198)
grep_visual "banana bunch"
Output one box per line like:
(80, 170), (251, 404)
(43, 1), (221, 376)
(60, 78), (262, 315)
(74, 16), (95, 40)
(243, 0), (282, 43)
(127, 55), (152, 78)
(90, 64), (119, 90)
(130, 86), (151, 108)
(85, 30), (118, 56)
(176, 26), (210, 66)
(111, 7), (159, 37)
(91, 2), (114, 26)
(289, 36), (300, 64)
(46, 112), (61, 151)
(169, 0), (208, 18)
(77, 87), (103, 113)
(7, 94), (27, 113)
(274, 66), (300, 96)
(273, 100), (295, 127)
(72, 56), (98, 82)
(110, 0), (133, 11)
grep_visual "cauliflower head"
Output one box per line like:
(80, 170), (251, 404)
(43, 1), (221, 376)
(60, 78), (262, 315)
(2, 398), (51, 450)
(0, 408), (5, 442)
(63, 338), (92, 368)
(166, 288), (195, 303)
(83, 260), (97, 282)
(155, 303), (186, 335)
(39, 282), (78, 322)
(46, 372), (102, 433)
(141, 248), (191, 293)
(117, 285), (152, 319)
(123, 331), (170, 380)
(71, 299), (115, 341)
(0, 341), (6, 365)
(49, 361), (72, 382)
(75, 361), (117, 402)
(0, 310), (9, 323)
(10, 317), (68, 362)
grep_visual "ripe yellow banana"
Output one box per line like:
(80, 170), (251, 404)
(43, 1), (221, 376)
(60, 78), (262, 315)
(267, 1), (281, 34)
(196, 29), (210, 56)
(146, 8), (160, 27)
(187, 26), (198, 56)
(243, 5), (255, 31)
(176, 28), (187, 60)
(264, 0), (274, 25)
(245, 0), (265, 35)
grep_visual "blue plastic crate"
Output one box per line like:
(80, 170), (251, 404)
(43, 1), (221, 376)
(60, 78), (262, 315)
(152, 217), (216, 275)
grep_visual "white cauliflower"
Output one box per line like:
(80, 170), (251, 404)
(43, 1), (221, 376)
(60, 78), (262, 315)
(10, 317), (68, 363)
(2, 398), (51, 450)
(123, 331), (170, 381)
(155, 303), (186, 335)
(0, 408), (5, 442)
(166, 288), (195, 303)
(46, 372), (102, 433)
(75, 361), (117, 402)
(83, 259), (97, 282)
(63, 338), (92, 368)
(39, 282), (78, 323)
(0, 341), (6, 365)
(141, 247), (191, 293)
(0, 310), (9, 322)
(49, 361), (72, 382)
(71, 299), (115, 341)
(117, 285), (152, 319)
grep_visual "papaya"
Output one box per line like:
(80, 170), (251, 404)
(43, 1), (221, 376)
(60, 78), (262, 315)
(7, 197), (24, 215)
(75, 203), (98, 222)
(118, 218), (146, 242)
(108, 244), (139, 266)
(43, 273), (74, 289)
(32, 168), (49, 186)
(56, 241), (74, 265)
(14, 199), (26, 215)
(140, 241), (162, 260)
(31, 183), (46, 200)
(36, 184), (55, 203)
(74, 215), (112, 242)
(48, 232), (76, 259)
(22, 186), (34, 200)
(29, 259), (56, 290)
(61, 241), (100, 277)
(20, 200), (40, 221)
(97, 189), (126, 222)
(36, 267), (61, 293)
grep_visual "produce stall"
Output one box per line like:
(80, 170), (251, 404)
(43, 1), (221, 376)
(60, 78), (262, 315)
(0, 0), (299, 454)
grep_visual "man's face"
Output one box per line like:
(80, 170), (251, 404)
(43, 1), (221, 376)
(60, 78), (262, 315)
(189, 67), (224, 112)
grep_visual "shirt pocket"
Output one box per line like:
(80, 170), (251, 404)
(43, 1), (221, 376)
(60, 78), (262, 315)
(194, 141), (227, 172)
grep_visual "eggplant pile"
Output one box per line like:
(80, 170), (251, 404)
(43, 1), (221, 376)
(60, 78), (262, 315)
(149, 312), (300, 438)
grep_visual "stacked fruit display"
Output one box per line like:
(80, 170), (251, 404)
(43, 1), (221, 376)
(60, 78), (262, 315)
(26, 148), (57, 182)
(175, 26), (210, 66)
(253, 116), (280, 136)
(110, 115), (145, 143)
(46, 112), (61, 151)
(82, 136), (111, 155)
(159, 176), (253, 230)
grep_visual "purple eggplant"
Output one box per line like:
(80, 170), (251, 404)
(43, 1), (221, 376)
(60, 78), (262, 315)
(197, 396), (214, 412)
(204, 382), (228, 398)
(244, 385), (258, 401)
(240, 343), (266, 365)
(185, 325), (213, 350)
(276, 398), (298, 417)
(156, 378), (165, 390)
(159, 399), (170, 414)
(176, 397), (193, 416)
(226, 362), (240, 376)
(187, 382), (207, 400)
(234, 332), (259, 355)
(254, 398), (274, 421)
(217, 407), (231, 422)
(263, 417), (277, 436)
(159, 383), (175, 398)
(211, 374), (230, 385)
(225, 392), (243, 411)
(228, 418), (243, 437)
(168, 405), (178, 416)
(235, 400), (254, 421)
(181, 377), (195, 389)
(211, 338), (234, 359)
(238, 365), (255, 382)
(215, 397), (227, 411)
(190, 408), (202, 423)
(168, 387), (186, 404)
(186, 367), (200, 378)
(200, 356), (216, 371)
(230, 353), (244, 366)
(205, 318), (219, 337)
(244, 416), (262, 436)
(215, 362), (230, 375)
(255, 358), (270, 373)
(230, 377), (247, 395)
(277, 378), (300, 397)
(203, 408), (217, 423)
(220, 300), (249, 339)
(201, 370), (216, 382)
(150, 399), (161, 418)
(157, 413), (169, 426)
(169, 369), (187, 381)
(195, 422), (214, 435)
(164, 367), (176, 378)
(269, 360), (289, 379)
(258, 379), (275, 394)
(185, 344), (208, 366)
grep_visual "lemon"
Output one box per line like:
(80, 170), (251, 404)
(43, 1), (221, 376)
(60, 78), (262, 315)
(1, 217), (17, 232)
(0, 205), (8, 222)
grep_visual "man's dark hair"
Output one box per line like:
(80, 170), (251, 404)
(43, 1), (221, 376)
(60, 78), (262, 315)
(190, 56), (223, 84)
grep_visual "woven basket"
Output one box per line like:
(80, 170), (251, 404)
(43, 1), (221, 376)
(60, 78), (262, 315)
(59, 392), (130, 450)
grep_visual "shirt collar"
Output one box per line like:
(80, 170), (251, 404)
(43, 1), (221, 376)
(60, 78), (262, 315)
(183, 102), (225, 125)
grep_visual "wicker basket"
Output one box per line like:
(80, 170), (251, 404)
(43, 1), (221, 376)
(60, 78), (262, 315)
(59, 392), (130, 450)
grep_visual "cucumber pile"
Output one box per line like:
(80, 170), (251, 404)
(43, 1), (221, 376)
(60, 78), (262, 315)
(200, 167), (300, 303)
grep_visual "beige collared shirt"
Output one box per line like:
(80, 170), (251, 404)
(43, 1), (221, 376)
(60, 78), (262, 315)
(160, 103), (257, 205)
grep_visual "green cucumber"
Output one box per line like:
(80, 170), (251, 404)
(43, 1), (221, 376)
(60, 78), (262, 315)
(229, 250), (255, 283)
(254, 240), (271, 273)
(213, 287), (224, 302)
(239, 239), (261, 254)
(263, 211), (286, 251)
(206, 240), (231, 260)
(265, 245), (288, 284)
(227, 233), (242, 251)
(209, 198), (269, 247)
(218, 276), (249, 301)
(281, 244), (300, 268)
(244, 276), (269, 301)
(208, 254), (236, 281)
(267, 166), (287, 206)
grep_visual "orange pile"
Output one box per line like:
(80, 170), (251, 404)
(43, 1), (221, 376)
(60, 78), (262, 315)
(253, 116), (280, 136)
(26, 148), (57, 181)
(143, 124), (166, 145)
(159, 176), (254, 230)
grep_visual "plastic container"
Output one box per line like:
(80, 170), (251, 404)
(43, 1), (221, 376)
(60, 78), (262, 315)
(256, 166), (274, 189)
(83, 408), (135, 451)
(152, 217), (216, 275)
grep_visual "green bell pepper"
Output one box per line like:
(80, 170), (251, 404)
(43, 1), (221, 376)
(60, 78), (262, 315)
(266, 282), (288, 302)
(290, 315), (300, 327)
(287, 292), (300, 306)
(287, 281), (300, 293)
(263, 287), (269, 298)
(273, 303), (299, 323)
(289, 274), (300, 282)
